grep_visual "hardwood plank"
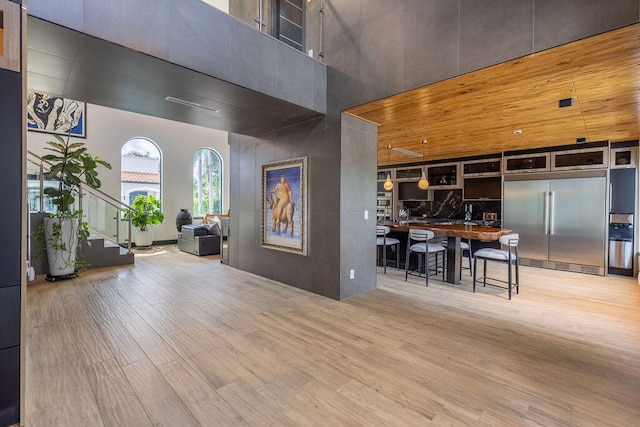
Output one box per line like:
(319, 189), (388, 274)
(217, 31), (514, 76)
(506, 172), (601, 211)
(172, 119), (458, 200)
(85, 359), (153, 427)
(161, 329), (237, 389)
(129, 300), (179, 335)
(216, 379), (297, 426)
(25, 360), (104, 427)
(337, 379), (431, 426)
(158, 359), (247, 425)
(121, 359), (200, 427)
(97, 319), (148, 367)
(123, 317), (180, 367)
(67, 319), (114, 367)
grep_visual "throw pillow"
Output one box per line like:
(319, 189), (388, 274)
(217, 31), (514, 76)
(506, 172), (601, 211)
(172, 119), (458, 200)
(203, 223), (221, 235)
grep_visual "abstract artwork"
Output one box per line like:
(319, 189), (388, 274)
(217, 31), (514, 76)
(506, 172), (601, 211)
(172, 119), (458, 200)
(261, 157), (308, 255)
(27, 92), (86, 137)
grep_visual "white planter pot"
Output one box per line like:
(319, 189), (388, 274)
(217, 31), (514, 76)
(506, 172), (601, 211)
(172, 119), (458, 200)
(135, 230), (154, 247)
(44, 216), (79, 277)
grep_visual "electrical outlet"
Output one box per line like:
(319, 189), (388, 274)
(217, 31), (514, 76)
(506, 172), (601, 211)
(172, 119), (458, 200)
(364, 210), (368, 220)
(350, 269), (355, 279)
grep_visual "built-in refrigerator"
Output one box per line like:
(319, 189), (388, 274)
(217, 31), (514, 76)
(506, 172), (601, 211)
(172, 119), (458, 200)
(503, 170), (607, 275)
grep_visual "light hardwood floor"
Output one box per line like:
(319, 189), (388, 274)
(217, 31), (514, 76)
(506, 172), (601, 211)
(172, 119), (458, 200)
(25, 245), (640, 426)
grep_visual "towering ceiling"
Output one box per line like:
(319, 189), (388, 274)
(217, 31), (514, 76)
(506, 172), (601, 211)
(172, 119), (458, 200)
(345, 23), (640, 165)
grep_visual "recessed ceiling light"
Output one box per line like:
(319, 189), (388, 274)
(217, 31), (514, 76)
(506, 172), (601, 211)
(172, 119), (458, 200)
(513, 130), (523, 135)
(164, 96), (220, 113)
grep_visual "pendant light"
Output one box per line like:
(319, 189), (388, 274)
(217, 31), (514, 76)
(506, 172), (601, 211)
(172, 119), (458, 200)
(417, 139), (430, 190)
(383, 145), (393, 190)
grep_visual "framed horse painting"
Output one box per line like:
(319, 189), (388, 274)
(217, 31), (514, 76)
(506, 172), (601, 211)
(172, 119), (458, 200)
(261, 156), (308, 255)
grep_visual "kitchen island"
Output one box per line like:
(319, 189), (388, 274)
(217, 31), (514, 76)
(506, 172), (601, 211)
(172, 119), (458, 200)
(379, 221), (512, 284)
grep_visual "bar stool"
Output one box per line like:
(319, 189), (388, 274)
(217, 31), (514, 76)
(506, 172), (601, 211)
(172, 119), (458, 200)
(376, 226), (400, 274)
(473, 233), (520, 299)
(405, 229), (446, 286)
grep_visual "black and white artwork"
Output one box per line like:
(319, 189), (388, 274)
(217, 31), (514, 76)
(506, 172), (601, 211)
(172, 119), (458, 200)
(27, 92), (86, 137)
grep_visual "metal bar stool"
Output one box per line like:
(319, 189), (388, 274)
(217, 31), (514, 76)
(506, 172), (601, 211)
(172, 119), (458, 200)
(405, 229), (446, 286)
(376, 226), (400, 274)
(472, 233), (520, 299)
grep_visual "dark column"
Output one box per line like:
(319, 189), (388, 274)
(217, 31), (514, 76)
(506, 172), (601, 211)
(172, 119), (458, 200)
(0, 1), (24, 425)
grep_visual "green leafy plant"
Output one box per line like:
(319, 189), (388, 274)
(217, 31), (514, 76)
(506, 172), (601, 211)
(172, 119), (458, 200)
(38, 134), (111, 274)
(42, 134), (112, 213)
(129, 194), (164, 231)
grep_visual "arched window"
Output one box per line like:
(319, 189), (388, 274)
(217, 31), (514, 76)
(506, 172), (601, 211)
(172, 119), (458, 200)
(193, 148), (222, 216)
(121, 138), (162, 206)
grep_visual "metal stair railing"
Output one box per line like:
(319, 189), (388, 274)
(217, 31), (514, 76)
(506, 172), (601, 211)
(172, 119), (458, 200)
(27, 150), (136, 253)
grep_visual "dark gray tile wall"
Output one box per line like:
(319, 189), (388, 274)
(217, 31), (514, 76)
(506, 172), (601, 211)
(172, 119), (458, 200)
(28, 0), (326, 114)
(459, 0), (534, 74)
(0, 54), (23, 427)
(318, 0), (640, 104)
(228, 118), (342, 300)
(403, 0), (460, 90)
(534, 0), (640, 51)
(339, 114), (378, 299)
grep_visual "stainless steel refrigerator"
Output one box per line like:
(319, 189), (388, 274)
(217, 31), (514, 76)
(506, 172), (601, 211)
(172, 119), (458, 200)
(503, 170), (607, 274)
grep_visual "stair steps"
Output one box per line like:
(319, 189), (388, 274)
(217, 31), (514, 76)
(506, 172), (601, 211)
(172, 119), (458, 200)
(80, 235), (135, 269)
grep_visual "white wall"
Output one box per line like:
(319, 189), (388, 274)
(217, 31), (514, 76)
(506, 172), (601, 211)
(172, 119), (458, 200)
(201, 0), (228, 13)
(27, 103), (230, 242)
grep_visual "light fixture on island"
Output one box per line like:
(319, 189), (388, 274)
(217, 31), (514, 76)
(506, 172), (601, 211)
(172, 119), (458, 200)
(417, 139), (429, 190)
(384, 145), (393, 190)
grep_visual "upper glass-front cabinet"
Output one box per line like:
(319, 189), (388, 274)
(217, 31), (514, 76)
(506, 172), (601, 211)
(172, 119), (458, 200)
(427, 163), (459, 188)
(462, 158), (501, 176)
(395, 167), (423, 180)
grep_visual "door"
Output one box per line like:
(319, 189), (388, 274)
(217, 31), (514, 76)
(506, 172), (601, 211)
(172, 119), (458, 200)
(503, 180), (550, 261)
(610, 168), (636, 213)
(548, 177), (606, 267)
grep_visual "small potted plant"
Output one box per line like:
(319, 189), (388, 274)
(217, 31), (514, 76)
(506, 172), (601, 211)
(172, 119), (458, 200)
(129, 194), (164, 247)
(39, 134), (112, 279)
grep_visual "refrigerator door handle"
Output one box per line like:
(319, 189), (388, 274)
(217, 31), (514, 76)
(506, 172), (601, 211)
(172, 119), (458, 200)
(549, 190), (556, 235)
(609, 183), (613, 213)
(543, 191), (549, 234)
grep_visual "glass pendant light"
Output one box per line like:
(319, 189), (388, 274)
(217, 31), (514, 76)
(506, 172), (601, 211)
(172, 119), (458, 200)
(383, 145), (393, 190)
(417, 139), (429, 190)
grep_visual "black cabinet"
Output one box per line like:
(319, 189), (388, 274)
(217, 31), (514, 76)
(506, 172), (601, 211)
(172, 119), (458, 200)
(0, 346), (20, 426)
(610, 168), (636, 214)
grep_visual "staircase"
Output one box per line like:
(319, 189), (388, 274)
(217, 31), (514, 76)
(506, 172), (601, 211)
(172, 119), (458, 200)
(27, 150), (137, 277)
(81, 235), (135, 269)
(29, 213), (135, 276)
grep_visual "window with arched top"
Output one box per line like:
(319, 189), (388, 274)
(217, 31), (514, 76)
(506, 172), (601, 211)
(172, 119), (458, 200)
(120, 138), (162, 206)
(193, 148), (222, 216)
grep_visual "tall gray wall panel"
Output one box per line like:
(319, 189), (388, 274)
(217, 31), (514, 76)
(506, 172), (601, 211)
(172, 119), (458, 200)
(319, 0), (640, 106)
(228, 116), (342, 300)
(0, 13), (23, 424)
(27, 0), (326, 114)
(339, 114), (378, 299)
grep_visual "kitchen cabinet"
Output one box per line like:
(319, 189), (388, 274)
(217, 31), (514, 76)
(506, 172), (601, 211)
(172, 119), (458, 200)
(503, 171), (607, 274)
(504, 153), (549, 174)
(427, 163), (459, 189)
(610, 168), (635, 214)
(462, 158), (501, 176)
(463, 176), (501, 200)
(551, 147), (607, 170)
(610, 146), (637, 168)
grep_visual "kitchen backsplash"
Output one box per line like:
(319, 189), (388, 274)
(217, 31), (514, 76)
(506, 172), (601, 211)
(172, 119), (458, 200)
(402, 189), (501, 221)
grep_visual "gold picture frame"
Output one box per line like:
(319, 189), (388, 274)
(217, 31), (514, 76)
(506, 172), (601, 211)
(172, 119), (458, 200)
(261, 156), (308, 255)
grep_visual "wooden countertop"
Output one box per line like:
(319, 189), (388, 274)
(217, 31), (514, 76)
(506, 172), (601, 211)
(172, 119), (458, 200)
(379, 222), (511, 241)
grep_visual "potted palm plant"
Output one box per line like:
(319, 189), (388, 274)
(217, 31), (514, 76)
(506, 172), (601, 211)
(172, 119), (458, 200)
(129, 194), (164, 247)
(40, 134), (112, 279)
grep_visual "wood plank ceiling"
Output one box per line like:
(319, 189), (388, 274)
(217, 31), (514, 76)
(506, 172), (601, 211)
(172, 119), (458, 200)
(345, 23), (640, 167)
